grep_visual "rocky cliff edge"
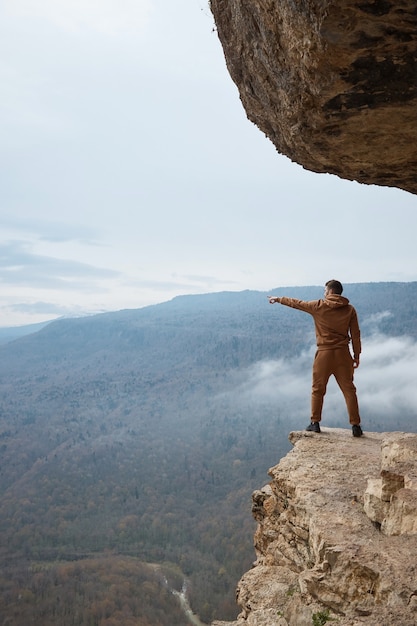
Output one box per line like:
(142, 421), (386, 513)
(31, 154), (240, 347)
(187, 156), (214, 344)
(213, 428), (417, 626)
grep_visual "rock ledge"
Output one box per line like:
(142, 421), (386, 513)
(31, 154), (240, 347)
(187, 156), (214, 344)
(212, 428), (417, 626)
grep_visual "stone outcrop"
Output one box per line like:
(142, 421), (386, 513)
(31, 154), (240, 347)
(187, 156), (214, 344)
(364, 432), (417, 535)
(212, 428), (417, 626)
(210, 0), (417, 195)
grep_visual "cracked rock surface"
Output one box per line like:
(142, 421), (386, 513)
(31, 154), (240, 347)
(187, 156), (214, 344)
(210, 0), (417, 194)
(212, 428), (417, 626)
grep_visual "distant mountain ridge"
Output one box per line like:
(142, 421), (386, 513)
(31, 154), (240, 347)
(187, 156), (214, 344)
(1, 281), (416, 373)
(0, 320), (51, 345)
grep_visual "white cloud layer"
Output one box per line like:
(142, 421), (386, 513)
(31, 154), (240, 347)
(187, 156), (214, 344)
(225, 332), (417, 431)
(359, 334), (417, 414)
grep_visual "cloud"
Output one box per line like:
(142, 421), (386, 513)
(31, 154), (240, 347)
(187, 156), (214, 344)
(0, 300), (102, 326)
(3, 0), (152, 35)
(0, 215), (101, 245)
(361, 310), (393, 335)
(126, 277), (205, 292)
(125, 273), (239, 293)
(222, 332), (417, 430)
(359, 334), (417, 414)
(221, 352), (312, 425)
(0, 241), (120, 289)
(3, 301), (80, 316)
(181, 274), (238, 288)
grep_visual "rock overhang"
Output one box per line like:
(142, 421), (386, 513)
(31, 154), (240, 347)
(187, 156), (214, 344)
(210, 0), (417, 194)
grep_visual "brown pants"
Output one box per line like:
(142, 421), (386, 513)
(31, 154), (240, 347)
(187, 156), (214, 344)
(311, 347), (361, 425)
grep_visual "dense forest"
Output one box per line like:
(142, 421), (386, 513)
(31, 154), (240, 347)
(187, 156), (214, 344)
(0, 282), (416, 625)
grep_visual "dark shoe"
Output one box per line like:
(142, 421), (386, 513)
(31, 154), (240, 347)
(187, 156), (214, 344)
(352, 424), (363, 437)
(306, 422), (321, 433)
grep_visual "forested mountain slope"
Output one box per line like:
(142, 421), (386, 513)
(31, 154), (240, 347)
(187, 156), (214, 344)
(0, 282), (416, 624)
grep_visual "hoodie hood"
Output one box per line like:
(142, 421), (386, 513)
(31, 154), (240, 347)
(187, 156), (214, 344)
(324, 294), (350, 308)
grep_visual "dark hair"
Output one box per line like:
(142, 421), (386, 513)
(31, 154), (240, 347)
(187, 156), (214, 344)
(325, 279), (343, 295)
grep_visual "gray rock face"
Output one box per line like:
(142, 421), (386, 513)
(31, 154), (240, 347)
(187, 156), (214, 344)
(212, 428), (417, 626)
(210, 0), (417, 194)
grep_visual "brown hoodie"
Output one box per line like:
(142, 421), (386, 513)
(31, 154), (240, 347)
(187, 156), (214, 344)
(279, 294), (361, 359)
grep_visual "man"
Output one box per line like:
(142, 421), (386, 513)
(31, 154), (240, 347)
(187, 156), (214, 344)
(268, 280), (363, 437)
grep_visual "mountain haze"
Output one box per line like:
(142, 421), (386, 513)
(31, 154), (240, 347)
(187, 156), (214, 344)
(0, 283), (416, 624)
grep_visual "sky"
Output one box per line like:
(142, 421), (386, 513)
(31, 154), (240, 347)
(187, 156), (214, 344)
(1, 0), (417, 327)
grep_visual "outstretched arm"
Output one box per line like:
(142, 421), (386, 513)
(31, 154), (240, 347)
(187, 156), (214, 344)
(268, 295), (316, 315)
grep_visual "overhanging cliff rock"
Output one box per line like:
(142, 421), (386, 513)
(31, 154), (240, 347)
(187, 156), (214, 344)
(210, 0), (417, 195)
(212, 428), (417, 626)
